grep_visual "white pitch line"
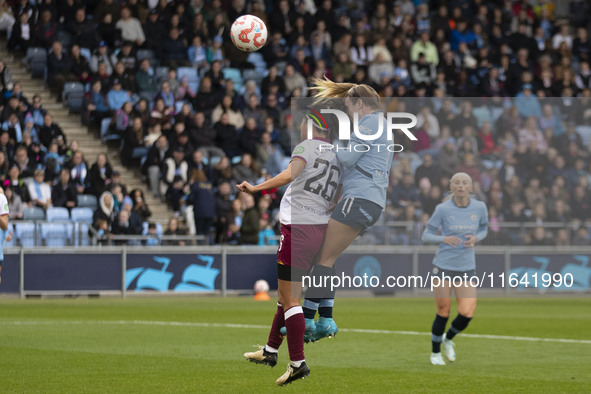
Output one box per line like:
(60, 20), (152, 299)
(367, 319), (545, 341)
(1, 320), (591, 345)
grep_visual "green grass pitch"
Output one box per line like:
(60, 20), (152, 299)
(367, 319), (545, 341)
(0, 297), (590, 393)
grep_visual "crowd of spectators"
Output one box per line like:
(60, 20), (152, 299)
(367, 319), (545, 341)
(2, 0), (591, 246)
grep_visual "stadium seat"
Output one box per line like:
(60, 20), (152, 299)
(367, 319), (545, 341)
(155, 66), (169, 82)
(40, 222), (71, 247)
(247, 52), (266, 69)
(242, 69), (266, 85)
(222, 68), (243, 90)
(15, 222), (38, 247)
(75, 222), (91, 246)
(575, 126), (591, 147)
(70, 207), (93, 222)
(77, 194), (98, 210)
(56, 30), (73, 50)
(136, 49), (156, 62)
(71, 207), (94, 246)
(27, 47), (47, 79)
(80, 47), (91, 62)
(63, 82), (85, 113)
(22, 207), (45, 221)
(177, 67), (198, 80)
(101, 118), (121, 142)
(46, 207), (70, 222)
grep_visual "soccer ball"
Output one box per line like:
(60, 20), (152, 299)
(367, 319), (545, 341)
(230, 15), (267, 52)
(254, 279), (270, 293)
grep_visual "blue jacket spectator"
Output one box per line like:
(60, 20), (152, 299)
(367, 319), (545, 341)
(107, 80), (131, 111)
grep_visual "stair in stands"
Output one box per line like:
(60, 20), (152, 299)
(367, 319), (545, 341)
(0, 42), (172, 227)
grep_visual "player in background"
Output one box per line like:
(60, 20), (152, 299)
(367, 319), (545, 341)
(302, 78), (393, 341)
(0, 187), (10, 284)
(240, 114), (340, 386)
(421, 172), (488, 365)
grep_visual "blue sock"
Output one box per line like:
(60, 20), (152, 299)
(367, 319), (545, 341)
(431, 314), (448, 353)
(446, 314), (472, 340)
(302, 298), (320, 320)
(318, 298), (334, 318)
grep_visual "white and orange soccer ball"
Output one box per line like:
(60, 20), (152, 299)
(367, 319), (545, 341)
(230, 15), (268, 52)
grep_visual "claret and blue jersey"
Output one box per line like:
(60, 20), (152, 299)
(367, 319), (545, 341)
(422, 198), (489, 272)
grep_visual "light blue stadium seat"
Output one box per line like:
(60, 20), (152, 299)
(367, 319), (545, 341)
(15, 222), (38, 247)
(22, 207), (45, 221)
(80, 47), (91, 62)
(40, 223), (72, 247)
(222, 68), (243, 90)
(575, 126), (591, 147)
(46, 207), (70, 222)
(71, 207), (93, 222)
(177, 67), (198, 80)
(77, 194), (98, 210)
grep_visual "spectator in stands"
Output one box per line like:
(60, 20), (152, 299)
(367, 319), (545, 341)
(12, 145), (31, 178)
(107, 80), (131, 112)
(282, 64), (306, 95)
(391, 174), (420, 210)
(86, 153), (113, 197)
(32, 9), (56, 48)
(68, 150), (88, 194)
(570, 185), (591, 222)
(27, 168), (51, 210)
(211, 95), (244, 130)
(134, 59), (158, 101)
(160, 27), (189, 68)
(107, 170), (127, 197)
(83, 80), (110, 127)
(52, 167), (77, 210)
(5, 186), (23, 219)
(111, 209), (141, 245)
(110, 62), (133, 94)
(142, 134), (168, 198)
(163, 146), (188, 215)
(161, 217), (186, 246)
(239, 193), (259, 245)
(2, 113), (23, 144)
(115, 6), (145, 47)
(90, 41), (114, 76)
(129, 188), (151, 221)
(527, 226), (551, 246)
(0, 150), (7, 183)
(187, 111), (214, 149)
(38, 113), (66, 150)
(67, 7), (99, 50)
(143, 8), (166, 50)
(150, 97), (173, 128)
(572, 225), (590, 246)
(68, 45), (90, 87)
(121, 117), (147, 167)
(47, 41), (74, 102)
(155, 81), (175, 116)
(7, 12), (31, 52)
(187, 169), (215, 242)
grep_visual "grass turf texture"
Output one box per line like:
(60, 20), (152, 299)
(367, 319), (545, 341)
(0, 297), (590, 393)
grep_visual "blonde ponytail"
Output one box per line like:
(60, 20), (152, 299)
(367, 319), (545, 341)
(310, 77), (381, 109)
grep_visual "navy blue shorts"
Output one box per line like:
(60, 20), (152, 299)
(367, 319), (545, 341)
(432, 266), (477, 281)
(331, 197), (382, 231)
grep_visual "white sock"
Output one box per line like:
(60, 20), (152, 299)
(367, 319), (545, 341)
(291, 359), (305, 367)
(265, 345), (278, 353)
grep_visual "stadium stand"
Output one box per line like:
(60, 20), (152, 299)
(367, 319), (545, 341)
(1, 0), (590, 248)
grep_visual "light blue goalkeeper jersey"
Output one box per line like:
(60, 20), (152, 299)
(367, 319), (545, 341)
(422, 198), (489, 272)
(336, 111), (393, 209)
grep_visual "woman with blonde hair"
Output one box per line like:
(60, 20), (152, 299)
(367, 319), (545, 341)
(302, 77), (394, 341)
(422, 172), (488, 365)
